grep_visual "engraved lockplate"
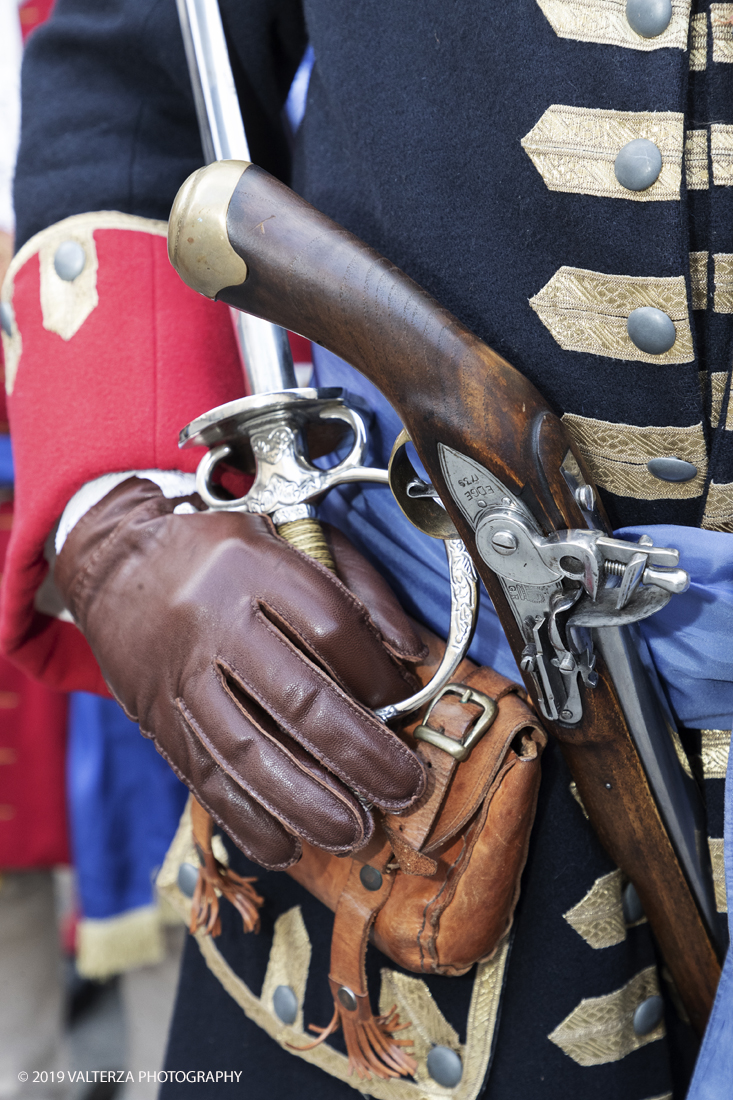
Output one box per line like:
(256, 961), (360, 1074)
(438, 445), (562, 634)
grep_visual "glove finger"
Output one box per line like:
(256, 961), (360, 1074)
(223, 614), (426, 811)
(152, 711), (300, 870)
(203, 516), (419, 710)
(179, 666), (374, 853)
(325, 524), (427, 664)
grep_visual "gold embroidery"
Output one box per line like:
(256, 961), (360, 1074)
(548, 966), (665, 1067)
(561, 414), (707, 500)
(379, 970), (462, 1086)
(714, 253), (733, 312)
(563, 870), (627, 949)
(158, 801), (509, 1099)
(668, 721), (694, 779)
(76, 904), (167, 980)
(685, 129), (710, 189)
(702, 481), (733, 530)
(529, 267), (694, 364)
(260, 907), (312, 1034)
(1, 211), (168, 395)
(690, 11), (708, 69)
(701, 729), (731, 779)
(709, 372), (728, 427)
(711, 124), (733, 185)
(689, 251), (708, 309)
(711, 4), (733, 62)
(535, 0), (692, 51)
(521, 106), (683, 201)
(708, 838), (727, 912)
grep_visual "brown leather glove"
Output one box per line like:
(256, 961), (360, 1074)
(55, 478), (427, 870)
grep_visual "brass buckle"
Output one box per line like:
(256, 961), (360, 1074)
(413, 684), (497, 762)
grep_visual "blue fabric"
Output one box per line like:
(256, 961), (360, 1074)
(618, 526), (733, 730)
(0, 435), (14, 486)
(67, 692), (187, 920)
(314, 348), (733, 730)
(686, 745), (733, 1100)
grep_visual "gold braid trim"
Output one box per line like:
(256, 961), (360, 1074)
(535, 0), (691, 51)
(702, 481), (733, 530)
(700, 729), (731, 780)
(708, 838), (727, 912)
(690, 12), (708, 70)
(711, 124), (733, 186)
(548, 966), (665, 1066)
(521, 106), (683, 201)
(529, 267), (694, 365)
(561, 414), (707, 500)
(689, 251), (708, 310)
(711, 4), (733, 62)
(686, 130), (710, 190)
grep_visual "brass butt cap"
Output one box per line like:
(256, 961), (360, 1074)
(168, 160), (251, 299)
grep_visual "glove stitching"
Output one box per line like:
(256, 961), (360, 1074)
(177, 692), (370, 853)
(217, 624), (426, 809)
(155, 737), (301, 870)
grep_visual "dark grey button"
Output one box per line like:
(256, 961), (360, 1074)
(633, 994), (664, 1036)
(359, 864), (383, 891)
(53, 240), (86, 281)
(177, 861), (199, 898)
(614, 139), (662, 192)
(626, 0), (673, 37)
(0, 301), (14, 337)
(622, 881), (644, 924)
(337, 986), (358, 1012)
(627, 306), (676, 355)
(427, 1046), (463, 1087)
(273, 985), (298, 1025)
(647, 457), (698, 482)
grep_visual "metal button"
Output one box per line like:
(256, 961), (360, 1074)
(273, 985), (298, 1025)
(626, 0), (672, 37)
(0, 302), (13, 337)
(337, 986), (358, 1012)
(614, 139), (662, 192)
(359, 864), (383, 891)
(622, 881), (644, 924)
(647, 457), (698, 482)
(627, 306), (676, 355)
(427, 1046), (463, 1087)
(176, 862), (199, 898)
(53, 240), (86, 281)
(633, 994), (664, 1036)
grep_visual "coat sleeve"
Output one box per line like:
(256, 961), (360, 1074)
(1, 0), (306, 692)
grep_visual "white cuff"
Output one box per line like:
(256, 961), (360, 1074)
(55, 470), (198, 556)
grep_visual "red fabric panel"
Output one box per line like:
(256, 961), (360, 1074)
(19, 0), (55, 42)
(1, 225), (245, 691)
(0, 501), (69, 868)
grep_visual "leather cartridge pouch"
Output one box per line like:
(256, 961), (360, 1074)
(191, 626), (546, 1078)
(289, 653), (546, 977)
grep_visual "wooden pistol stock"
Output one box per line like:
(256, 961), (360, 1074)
(169, 159), (721, 1033)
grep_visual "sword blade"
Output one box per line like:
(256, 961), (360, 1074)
(176, 0), (296, 393)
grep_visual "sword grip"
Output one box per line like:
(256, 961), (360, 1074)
(277, 517), (335, 572)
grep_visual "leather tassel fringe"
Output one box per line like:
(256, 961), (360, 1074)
(189, 798), (263, 937)
(189, 856), (263, 938)
(292, 997), (417, 1081)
